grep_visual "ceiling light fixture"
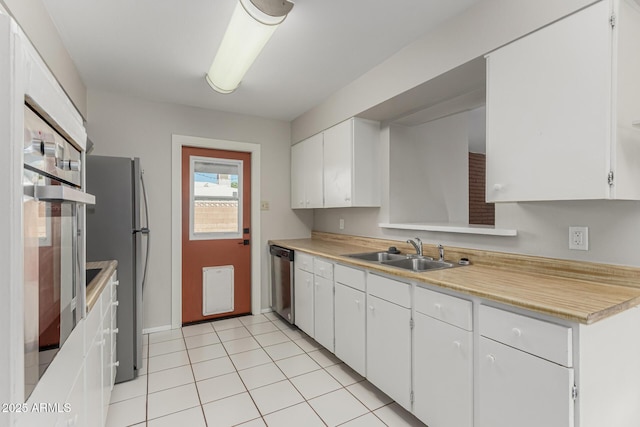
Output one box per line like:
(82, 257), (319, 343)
(206, 0), (294, 94)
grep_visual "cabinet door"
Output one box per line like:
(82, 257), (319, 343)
(313, 275), (334, 352)
(305, 134), (324, 208)
(478, 337), (574, 427)
(294, 268), (314, 337)
(414, 313), (472, 427)
(291, 134), (324, 208)
(85, 332), (104, 427)
(290, 142), (306, 209)
(335, 283), (366, 376)
(486, 1), (611, 202)
(323, 120), (353, 207)
(366, 295), (411, 409)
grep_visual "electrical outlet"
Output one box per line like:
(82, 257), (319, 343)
(569, 226), (589, 251)
(339, 218), (345, 230)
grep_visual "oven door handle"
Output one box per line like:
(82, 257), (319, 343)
(32, 185), (96, 205)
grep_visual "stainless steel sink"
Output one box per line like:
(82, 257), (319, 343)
(382, 257), (454, 272)
(346, 251), (408, 262)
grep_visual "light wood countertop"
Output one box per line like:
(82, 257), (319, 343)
(86, 260), (117, 312)
(270, 234), (640, 324)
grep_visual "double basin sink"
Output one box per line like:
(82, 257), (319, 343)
(345, 251), (456, 272)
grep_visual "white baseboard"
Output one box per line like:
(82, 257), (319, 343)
(260, 308), (274, 314)
(142, 324), (173, 334)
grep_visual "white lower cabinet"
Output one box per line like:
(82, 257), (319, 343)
(366, 275), (411, 410)
(479, 337), (574, 427)
(32, 268), (118, 427)
(294, 268), (314, 337)
(414, 312), (473, 427)
(289, 250), (640, 427)
(479, 305), (574, 427)
(334, 282), (366, 376)
(314, 275), (334, 351)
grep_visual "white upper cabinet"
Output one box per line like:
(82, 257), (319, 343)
(291, 117), (380, 209)
(486, 0), (640, 202)
(324, 118), (381, 207)
(291, 133), (324, 209)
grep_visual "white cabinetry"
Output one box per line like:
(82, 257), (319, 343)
(313, 259), (334, 351)
(413, 287), (473, 427)
(478, 305), (574, 427)
(366, 274), (411, 410)
(486, 0), (640, 202)
(291, 133), (324, 209)
(294, 252), (315, 337)
(20, 268), (118, 427)
(334, 265), (367, 376)
(323, 118), (380, 208)
(291, 117), (381, 209)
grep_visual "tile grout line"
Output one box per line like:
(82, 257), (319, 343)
(141, 314), (403, 427)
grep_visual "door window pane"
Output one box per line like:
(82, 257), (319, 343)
(190, 156), (243, 239)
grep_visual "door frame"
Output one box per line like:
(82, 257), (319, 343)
(171, 134), (261, 329)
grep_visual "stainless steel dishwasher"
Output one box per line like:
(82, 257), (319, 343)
(270, 245), (294, 324)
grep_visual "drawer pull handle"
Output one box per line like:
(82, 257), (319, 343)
(113, 361), (120, 367)
(512, 327), (522, 337)
(113, 328), (119, 334)
(113, 301), (119, 307)
(486, 354), (496, 364)
(453, 341), (461, 350)
(103, 328), (110, 335)
(369, 305), (375, 312)
(355, 300), (360, 306)
(434, 303), (442, 310)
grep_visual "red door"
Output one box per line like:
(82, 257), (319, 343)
(181, 146), (251, 324)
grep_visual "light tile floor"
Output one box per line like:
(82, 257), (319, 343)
(106, 312), (427, 427)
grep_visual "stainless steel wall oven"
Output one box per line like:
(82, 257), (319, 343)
(22, 103), (95, 399)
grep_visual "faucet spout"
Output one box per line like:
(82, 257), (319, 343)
(407, 237), (423, 257)
(437, 244), (445, 262)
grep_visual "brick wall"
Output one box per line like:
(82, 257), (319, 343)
(468, 153), (495, 226)
(194, 201), (239, 233)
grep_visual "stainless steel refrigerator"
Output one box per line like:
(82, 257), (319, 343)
(86, 155), (150, 383)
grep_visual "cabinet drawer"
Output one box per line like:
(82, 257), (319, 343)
(479, 305), (572, 367)
(367, 274), (410, 308)
(335, 264), (366, 292)
(415, 286), (472, 331)
(295, 252), (314, 273)
(314, 258), (334, 280)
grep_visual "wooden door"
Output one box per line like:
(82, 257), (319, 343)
(181, 146), (251, 324)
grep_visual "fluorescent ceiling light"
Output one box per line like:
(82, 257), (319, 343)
(206, 0), (294, 94)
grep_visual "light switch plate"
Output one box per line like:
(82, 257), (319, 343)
(569, 226), (588, 250)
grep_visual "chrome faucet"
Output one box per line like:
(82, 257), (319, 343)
(437, 244), (445, 262)
(407, 237), (423, 257)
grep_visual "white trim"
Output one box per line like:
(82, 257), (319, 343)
(142, 325), (172, 335)
(171, 135), (261, 329)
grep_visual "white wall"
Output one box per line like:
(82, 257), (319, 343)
(86, 90), (312, 330)
(314, 199), (640, 268)
(0, 0), (87, 117)
(291, 0), (597, 142)
(389, 113), (469, 224)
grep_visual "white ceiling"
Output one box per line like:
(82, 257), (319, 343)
(41, 0), (480, 121)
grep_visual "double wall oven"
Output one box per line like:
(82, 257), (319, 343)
(22, 103), (95, 398)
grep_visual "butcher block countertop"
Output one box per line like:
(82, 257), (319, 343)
(86, 260), (118, 312)
(270, 232), (640, 325)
